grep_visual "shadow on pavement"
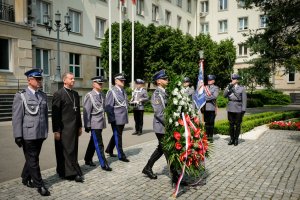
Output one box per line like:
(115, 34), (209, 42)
(106, 147), (143, 164)
(288, 134), (300, 142)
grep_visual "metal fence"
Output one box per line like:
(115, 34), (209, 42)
(0, 3), (15, 22)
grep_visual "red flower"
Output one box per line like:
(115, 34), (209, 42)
(193, 117), (200, 125)
(178, 118), (184, 126)
(175, 142), (182, 150)
(188, 140), (194, 149)
(179, 152), (187, 161)
(173, 131), (181, 141)
(194, 128), (201, 139)
(187, 157), (193, 167)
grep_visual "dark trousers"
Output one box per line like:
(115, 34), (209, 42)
(133, 110), (144, 133)
(204, 111), (216, 140)
(228, 112), (243, 142)
(21, 139), (44, 187)
(84, 129), (108, 167)
(105, 124), (126, 159)
(145, 133), (178, 177)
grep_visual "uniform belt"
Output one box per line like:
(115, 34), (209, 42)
(206, 100), (215, 103)
(229, 100), (242, 102)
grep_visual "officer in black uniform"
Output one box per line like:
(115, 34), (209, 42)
(12, 69), (50, 196)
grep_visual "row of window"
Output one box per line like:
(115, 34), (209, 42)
(200, 15), (267, 35)
(200, 0), (247, 13)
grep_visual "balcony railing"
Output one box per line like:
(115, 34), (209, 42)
(0, 3), (15, 22)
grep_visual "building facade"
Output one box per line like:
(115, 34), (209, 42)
(0, 0), (299, 96)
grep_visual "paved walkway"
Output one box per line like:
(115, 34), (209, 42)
(0, 129), (299, 199)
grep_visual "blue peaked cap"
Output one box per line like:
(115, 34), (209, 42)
(135, 79), (145, 84)
(207, 75), (216, 81)
(91, 76), (105, 83)
(231, 73), (240, 80)
(24, 68), (43, 77)
(152, 69), (168, 81)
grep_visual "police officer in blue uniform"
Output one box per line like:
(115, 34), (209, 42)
(224, 74), (247, 146)
(83, 76), (112, 171)
(204, 75), (219, 143)
(105, 73), (130, 162)
(130, 79), (149, 136)
(12, 69), (50, 196)
(142, 70), (184, 185)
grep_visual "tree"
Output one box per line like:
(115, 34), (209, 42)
(243, 0), (300, 73)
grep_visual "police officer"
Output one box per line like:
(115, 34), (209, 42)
(130, 79), (149, 136)
(83, 76), (112, 171)
(182, 77), (195, 97)
(142, 69), (184, 185)
(204, 75), (219, 143)
(105, 73), (130, 162)
(12, 69), (50, 196)
(224, 74), (247, 146)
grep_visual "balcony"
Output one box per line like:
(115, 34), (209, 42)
(0, 3), (15, 22)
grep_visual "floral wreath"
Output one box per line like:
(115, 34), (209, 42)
(162, 74), (210, 178)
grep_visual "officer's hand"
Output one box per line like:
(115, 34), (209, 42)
(78, 127), (82, 137)
(54, 132), (61, 141)
(228, 83), (233, 90)
(15, 137), (23, 148)
(85, 127), (91, 133)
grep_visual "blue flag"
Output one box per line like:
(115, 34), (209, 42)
(193, 61), (206, 110)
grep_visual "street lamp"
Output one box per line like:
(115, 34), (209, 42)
(199, 50), (204, 60)
(43, 10), (71, 82)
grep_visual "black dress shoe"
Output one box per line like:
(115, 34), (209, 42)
(22, 179), (34, 188)
(74, 175), (84, 183)
(234, 140), (238, 146)
(228, 139), (234, 145)
(142, 167), (157, 179)
(132, 132), (138, 135)
(85, 161), (96, 166)
(101, 165), (112, 171)
(119, 157), (130, 162)
(137, 131), (143, 136)
(37, 186), (50, 196)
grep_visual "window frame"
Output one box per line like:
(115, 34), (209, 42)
(69, 8), (82, 34)
(165, 10), (171, 26)
(201, 22), (209, 34)
(177, 0), (182, 8)
(96, 17), (106, 39)
(238, 17), (248, 31)
(0, 38), (10, 72)
(218, 19), (228, 33)
(136, 0), (144, 16)
(152, 4), (159, 22)
(219, 0), (228, 11)
(287, 69), (295, 83)
(187, 20), (191, 35)
(260, 15), (267, 28)
(69, 53), (81, 78)
(187, 0), (192, 13)
(35, 48), (50, 76)
(96, 56), (106, 78)
(36, 0), (51, 24)
(201, 1), (209, 13)
(238, 44), (248, 57)
(177, 15), (182, 29)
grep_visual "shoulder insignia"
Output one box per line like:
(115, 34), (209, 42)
(18, 89), (26, 94)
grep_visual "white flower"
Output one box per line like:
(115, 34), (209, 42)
(177, 81), (182, 86)
(179, 100), (185, 105)
(169, 118), (173, 123)
(177, 93), (182, 99)
(177, 106), (182, 112)
(173, 98), (178, 105)
(180, 88), (186, 94)
(175, 122), (179, 127)
(173, 112), (180, 118)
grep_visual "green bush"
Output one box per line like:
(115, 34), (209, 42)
(253, 89), (291, 105)
(247, 98), (264, 108)
(214, 111), (299, 135)
(217, 95), (228, 108)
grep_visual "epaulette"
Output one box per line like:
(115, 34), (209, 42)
(18, 89), (26, 94)
(37, 89), (46, 94)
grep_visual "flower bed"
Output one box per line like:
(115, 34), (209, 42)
(269, 119), (300, 131)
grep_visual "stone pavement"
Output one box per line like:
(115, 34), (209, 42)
(0, 129), (299, 200)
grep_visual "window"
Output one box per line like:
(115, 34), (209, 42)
(219, 0), (228, 10)
(260, 15), (267, 28)
(218, 20), (227, 33)
(177, 0), (182, 7)
(36, 0), (50, 24)
(96, 57), (106, 78)
(96, 18), (106, 39)
(238, 17), (248, 31)
(288, 69), (295, 82)
(69, 53), (81, 78)
(187, 20), (191, 34)
(177, 15), (181, 29)
(69, 9), (81, 33)
(152, 4), (159, 22)
(187, 0), (192, 13)
(201, 23), (209, 34)
(0, 38), (9, 70)
(238, 44), (248, 56)
(201, 1), (209, 13)
(136, 0), (144, 16)
(165, 10), (171, 26)
(36, 49), (50, 75)
(237, 0), (245, 8)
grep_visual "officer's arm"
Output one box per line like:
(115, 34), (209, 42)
(151, 94), (164, 126)
(140, 89), (149, 103)
(223, 85), (231, 97)
(44, 93), (49, 133)
(12, 93), (24, 138)
(83, 95), (92, 129)
(52, 91), (62, 133)
(105, 90), (116, 123)
(242, 87), (247, 111)
(206, 87), (219, 101)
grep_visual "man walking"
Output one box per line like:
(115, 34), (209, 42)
(83, 76), (112, 171)
(105, 73), (130, 162)
(204, 75), (219, 143)
(130, 79), (149, 136)
(52, 72), (84, 182)
(12, 69), (50, 196)
(224, 74), (247, 146)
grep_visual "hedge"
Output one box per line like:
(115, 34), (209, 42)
(214, 111), (300, 135)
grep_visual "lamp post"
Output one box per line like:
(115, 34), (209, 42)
(43, 10), (71, 83)
(199, 49), (204, 61)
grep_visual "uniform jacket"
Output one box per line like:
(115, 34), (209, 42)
(12, 87), (48, 140)
(83, 89), (106, 130)
(130, 87), (149, 110)
(105, 86), (129, 125)
(184, 86), (195, 97)
(224, 84), (247, 113)
(205, 85), (219, 111)
(152, 86), (167, 134)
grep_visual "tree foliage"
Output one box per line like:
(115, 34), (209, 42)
(100, 20), (236, 89)
(243, 0), (300, 72)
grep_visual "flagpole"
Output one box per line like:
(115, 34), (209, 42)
(131, 0), (135, 89)
(119, 1), (123, 73)
(108, 0), (112, 89)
